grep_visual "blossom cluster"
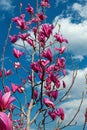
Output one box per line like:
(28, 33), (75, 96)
(0, 0), (69, 129)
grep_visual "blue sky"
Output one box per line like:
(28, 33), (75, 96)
(0, 0), (87, 130)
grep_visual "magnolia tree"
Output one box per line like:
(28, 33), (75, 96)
(0, 0), (86, 130)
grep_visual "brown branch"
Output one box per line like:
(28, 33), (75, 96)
(1, 21), (12, 90)
(30, 110), (40, 124)
(60, 92), (84, 129)
(83, 121), (86, 130)
(56, 70), (77, 105)
(26, 99), (33, 130)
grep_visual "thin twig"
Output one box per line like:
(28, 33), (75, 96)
(60, 92), (84, 129)
(1, 21), (12, 90)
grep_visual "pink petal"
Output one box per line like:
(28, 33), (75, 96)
(0, 112), (12, 130)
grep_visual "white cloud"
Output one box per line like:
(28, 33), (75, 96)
(53, 17), (87, 56)
(0, 0), (14, 11)
(72, 55), (84, 61)
(60, 68), (87, 125)
(64, 68), (87, 98)
(55, 0), (67, 7)
(72, 3), (87, 19)
(61, 99), (87, 125)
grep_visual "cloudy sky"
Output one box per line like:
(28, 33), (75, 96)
(0, 0), (87, 130)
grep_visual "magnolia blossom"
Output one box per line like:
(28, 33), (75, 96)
(0, 70), (2, 77)
(20, 3), (22, 7)
(4, 86), (10, 93)
(55, 46), (66, 54)
(33, 27), (38, 35)
(46, 65), (54, 73)
(36, 13), (47, 22)
(38, 31), (46, 48)
(49, 73), (60, 88)
(13, 48), (24, 58)
(40, 0), (50, 8)
(18, 32), (29, 40)
(26, 38), (36, 49)
(54, 33), (68, 44)
(40, 59), (49, 67)
(26, 4), (34, 14)
(43, 98), (55, 108)
(34, 90), (38, 99)
(51, 90), (58, 100)
(85, 108), (87, 122)
(14, 62), (21, 69)
(57, 57), (65, 68)
(48, 111), (56, 120)
(31, 62), (41, 73)
(41, 24), (54, 38)
(44, 85), (51, 90)
(0, 91), (15, 111)
(0, 112), (12, 130)
(63, 69), (66, 76)
(62, 80), (66, 88)
(41, 48), (52, 62)
(4, 69), (12, 76)
(55, 107), (65, 120)
(12, 14), (28, 30)
(11, 83), (24, 93)
(9, 35), (18, 43)
(45, 90), (58, 100)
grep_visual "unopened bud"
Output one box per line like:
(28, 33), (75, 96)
(85, 108), (87, 122)
(20, 3), (22, 7)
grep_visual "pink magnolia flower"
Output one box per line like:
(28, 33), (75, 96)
(41, 48), (52, 62)
(41, 24), (54, 38)
(4, 69), (12, 76)
(33, 27), (38, 35)
(63, 69), (66, 76)
(50, 73), (60, 88)
(40, 0), (50, 8)
(38, 73), (43, 80)
(38, 31), (46, 48)
(13, 48), (24, 58)
(55, 107), (65, 120)
(9, 35), (18, 43)
(48, 111), (56, 120)
(14, 62), (21, 69)
(18, 32), (29, 40)
(62, 80), (66, 88)
(4, 86), (10, 93)
(22, 79), (26, 84)
(44, 85), (51, 90)
(54, 33), (68, 44)
(85, 108), (87, 122)
(0, 112), (12, 130)
(55, 46), (66, 54)
(26, 4), (34, 14)
(0, 69), (2, 77)
(34, 90), (38, 99)
(57, 57), (65, 68)
(31, 62), (41, 73)
(36, 13), (47, 22)
(28, 75), (32, 82)
(0, 91), (15, 111)
(45, 90), (58, 100)
(46, 65), (54, 73)
(11, 83), (24, 93)
(26, 38), (36, 49)
(40, 59), (49, 67)
(12, 14), (28, 30)
(51, 90), (58, 100)
(20, 3), (22, 7)
(43, 98), (55, 108)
